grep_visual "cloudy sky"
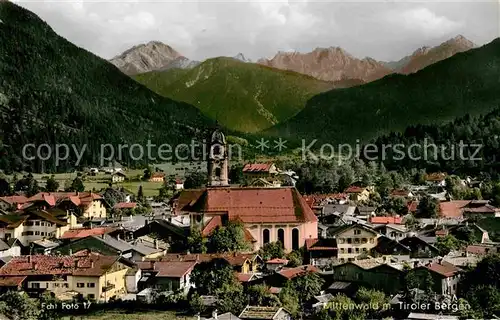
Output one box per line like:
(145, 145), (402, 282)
(16, 0), (500, 62)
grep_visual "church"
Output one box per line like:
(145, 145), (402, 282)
(173, 129), (318, 252)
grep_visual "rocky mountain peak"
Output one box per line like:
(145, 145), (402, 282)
(233, 53), (252, 63)
(110, 41), (187, 75)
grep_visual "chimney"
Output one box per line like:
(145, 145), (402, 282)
(438, 258), (443, 265)
(69, 249), (73, 255)
(117, 234), (121, 241)
(74, 260), (79, 268)
(27, 255), (31, 263)
(212, 309), (218, 320)
(154, 240), (158, 250)
(91, 261), (94, 268)
(413, 261), (419, 268)
(32, 262), (37, 270)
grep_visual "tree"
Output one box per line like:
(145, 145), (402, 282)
(39, 292), (62, 320)
(0, 178), (9, 196)
(279, 284), (301, 318)
(137, 185), (144, 202)
(286, 250), (303, 267)
(15, 174), (40, 197)
(143, 167), (152, 180)
(215, 282), (247, 315)
(325, 294), (365, 320)
(208, 221), (250, 253)
(188, 292), (206, 314)
(416, 195), (439, 218)
(45, 175), (59, 192)
(0, 291), (41, 320)
(187, 227), (207, 253)
(259, 242), (285, 261)
(246, 284), (281, 307)
(355, 288), (389, 319)
(191, 258), (236, 295)
(435, 234), (461, 255)
(184, 171), (207, 189)
(69, 177), (85, 192)
(291, 272), (324, 305)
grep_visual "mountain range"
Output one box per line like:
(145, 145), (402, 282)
(113, 35), (476, 84)
(266, 38), (500, 145)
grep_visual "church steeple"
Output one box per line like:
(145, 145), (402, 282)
(207, 127), (229, 187)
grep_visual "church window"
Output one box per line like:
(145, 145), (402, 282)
(215, 167), (221, 179)
(263, 229), (270, 244)
(277, 229), (285, 245)
(292, 228), (299, 250)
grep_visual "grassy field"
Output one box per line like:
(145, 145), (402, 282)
(7, 169), (163, 197)
(61, 310), (195, 320)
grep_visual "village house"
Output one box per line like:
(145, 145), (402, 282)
(466, 244), (500, 256)
(326, 259), (405, 294)
(0, 196), (29, 211)
(111, 172), (127, 183)
(369, 216), (403, 226)
(149, 172), (165, 183)
(0, 238), (21, 258)
(329, 224), (378, 262)
(344, 186), (370, 202)
(239, 306), (291, 320)
(425, 173), (447, 187)
(0, 252), (131, 302)
(242, 163), (279, 182)
(371, 236), (411, 261)
(265, 258), (289, 272)
(305, 238), (337, 268)
(136, 260), (196, 294)
(175, 179), (184, 190)
(413, 259), (461, 295)
(133, 219), (188, 246)
(267, 265), (319, 287)
(0, 208), (80, 246)
(161, 253), (263, 274)
(57, 234), (167, 261)
(400, 236), (440, 258)
(25, 192), (108, 220)
(390, 189), (414, 198)
(374, 224), (407, 241)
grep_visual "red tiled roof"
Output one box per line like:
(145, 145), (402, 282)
(243, 163), (273, 173)
(151, 173), (165, 179)
(0, 253), (122, 277)
(266, 258), (289, 264)
(303, 193), (348, 208)
(0, 276), (26, 287)
(202, 216), (222, 236)
(466, 245), (497, 255)
(391, 189), (411, 197)
(344, 186), (367, 194)
(160, 253), (258, 267)
(26, 192), (102, 209)
(279, 265), (319, 279)
(61, 227), (114, 239)
(435, 229), (449, 236)
(425, 173), (446, 181)
(463, 204), (498, 214)
(269, 287), (282, 294)
(305, 238), (337, 251)
(138, 261), (196, 278)
(0, 196), (29, 205)
(114, 202), (137, 209)
(243, 228), (257, 243)
(175, 179), (183, 184)
(425, 261), (460, 278)
(370, 216), (402, 224)
(236, 273), (254, 282)
(177, 187), (317, 223)
(439, 201), (470, 218)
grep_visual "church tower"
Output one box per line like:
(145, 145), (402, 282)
(207, 128), (229, 187)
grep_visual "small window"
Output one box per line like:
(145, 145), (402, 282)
(370, 238), (374, 244)
(88, 294), (95, 300)
(355, 248), (359, 253)
(35, 221), (40, 226)
(31, 282), (40, 289)
(363, 248), (367, 252)
(357, 273), (363, 280)
(54, 283), (59, 288)
(362, 238), (367, 243)
(354, 238), (360, 244)
(340, 248), (345, 253)
(77, 283), (85, 288)
(87, 283), (95, 288)
(348, 248), (352, 253)
(35, 231), (40, 236)
(347, 238), (352, 244)
(338, 238), (345, 244)
(354, 229), (361, 235)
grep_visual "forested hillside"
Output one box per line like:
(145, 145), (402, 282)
(0, 2), (213, 172)
(134, 57), (342, 133)
(267, 38), (500, 145)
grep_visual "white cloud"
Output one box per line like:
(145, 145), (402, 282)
(15, 1), (498, 62)
(389, 7), (463, 36)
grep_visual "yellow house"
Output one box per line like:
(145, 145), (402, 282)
(344, 186), (371, 202)
(26, 192), (108, 220)
(0, 209), (81, 246)
(0, 252), (130, 302)
(330, 224), (379, 262)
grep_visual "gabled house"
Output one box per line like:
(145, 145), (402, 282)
(0, 252), (131, 302)
(0, 238), (21, 258)
(374, 224), (407, 241)
(269, 265), (319, 287)
(369, 216), (403, 225)
(371, 235), (411, 261)
(239, 306), (291, 320)
(400, 236), (440, 258)
(136, 260), (196, 293)
(425, 173), (447, 187)
(149, 173), (165, 183)
(0, 196), (28, 211)
(329, 224), (378, 262)
(161, 253), (263, 274)
(344, 186), (370, 202)
(390, 189), (414, 198)
(133, 219), (188, 246)
(413, 260), (461, 295)
(305, 238), (337, 268)
(328, 259), (405, 294)
(111, 172), (127, 183)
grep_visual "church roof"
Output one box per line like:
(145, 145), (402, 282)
(176, 187), (317, 223)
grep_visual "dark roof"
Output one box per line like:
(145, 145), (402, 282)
(328, 281), (352, 290)
(374, 236), (411, 255)
(239, 306), (285, 320)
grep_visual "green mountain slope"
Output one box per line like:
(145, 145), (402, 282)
(0, 2), (213, 172)
(133, 58), (346, 133)
(267, 38), (500, 145)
